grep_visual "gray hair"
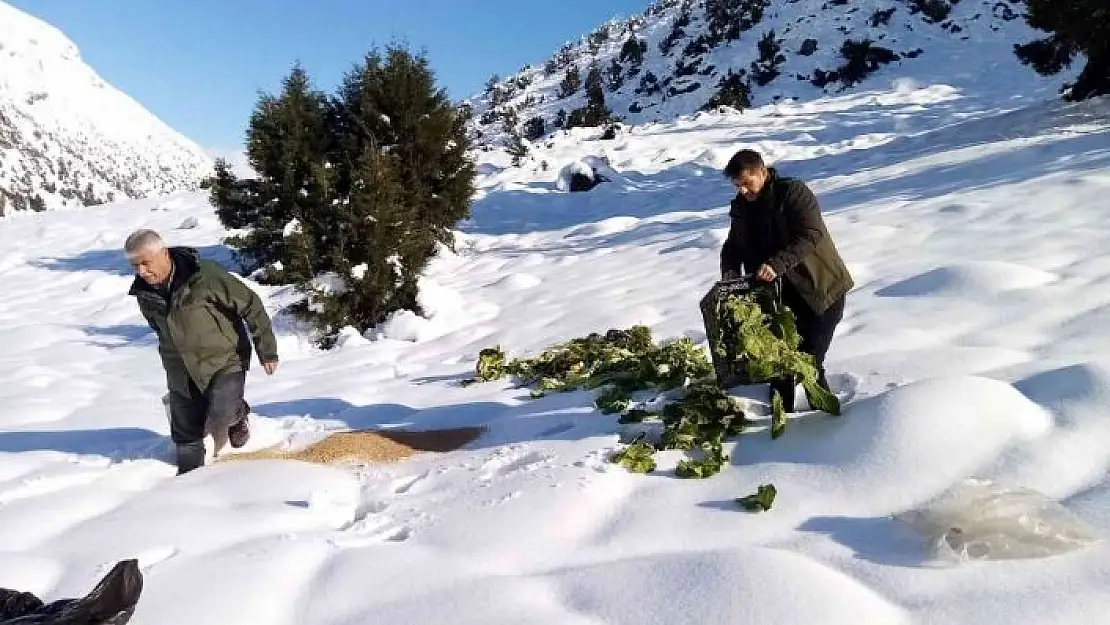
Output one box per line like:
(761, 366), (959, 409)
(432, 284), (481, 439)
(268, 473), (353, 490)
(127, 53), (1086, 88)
(124, 229), (165, 255)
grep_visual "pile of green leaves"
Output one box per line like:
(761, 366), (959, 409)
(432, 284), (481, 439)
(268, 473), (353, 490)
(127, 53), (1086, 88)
(473, 326), (712, 400)
(472, 325), (754, 479)
(620, 381), (750, 479)
(469, 290), (843, 490)
(708, 288), (841, 418)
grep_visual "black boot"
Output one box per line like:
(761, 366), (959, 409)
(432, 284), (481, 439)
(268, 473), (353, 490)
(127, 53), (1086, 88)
(228, 401), (250, 449)
(769, 375), (798, 413)
(175, 441), (205, 475)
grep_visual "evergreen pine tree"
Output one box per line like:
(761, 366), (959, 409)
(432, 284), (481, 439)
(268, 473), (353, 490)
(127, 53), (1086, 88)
(619, 36), (645, 65)
(750, 30), (785, 86)
(206, 158), (256, 230)
(558, 64), (582, 98)
(1014, 0), (1109, 101)
(484, 74), (500, 95)
(309, 42), (474, 344)
(507, 131), (528, 166)
(334, 44), (475, 255)
(607, 59), (625, 90)
(210, 62), (331, 283)
(704, 0), (739, 44)
(523, 116), (546, 141)
(701, 69), (752, 111)
(297, 146), (412, 347)
(568, 62), (616, 128)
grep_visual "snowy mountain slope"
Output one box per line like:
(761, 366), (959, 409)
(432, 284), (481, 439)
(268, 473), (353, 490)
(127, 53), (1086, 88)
(0, 71), (1108, 624)
(0, 1), (212, 214)
(466, 0), (1072, 149)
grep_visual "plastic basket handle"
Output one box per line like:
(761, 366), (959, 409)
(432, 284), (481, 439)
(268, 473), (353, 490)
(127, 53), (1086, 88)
(730, 272), (783, 313)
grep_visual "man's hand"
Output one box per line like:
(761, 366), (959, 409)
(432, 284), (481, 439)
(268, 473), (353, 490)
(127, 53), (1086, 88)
(756, 263), (777, 282)
(261, 360), (278, 375)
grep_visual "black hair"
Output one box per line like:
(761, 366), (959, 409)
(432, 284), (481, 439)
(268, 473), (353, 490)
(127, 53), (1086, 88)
(723, 149), (765, 179)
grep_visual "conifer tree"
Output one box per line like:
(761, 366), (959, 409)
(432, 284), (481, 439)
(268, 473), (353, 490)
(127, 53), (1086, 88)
(335, 45), (475, 252)
(619, 36), (646, 65)
(569, 62), (615, 128)
(210, 45), (475, 347)
(558, 64), (582, 98)
(207, 158), (254, 230)
(1014, 0), (1109, 101)
(210, 62), (331, 283)
(701, 69), (752, 111)
(308, 43), (474, 344)
(298, 146), (412, 346)
(750, 30), (785, 86)
(607, 59), (625, 90)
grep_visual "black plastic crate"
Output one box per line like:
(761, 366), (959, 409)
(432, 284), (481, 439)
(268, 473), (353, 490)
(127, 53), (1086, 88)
(699, 275), (784, 388)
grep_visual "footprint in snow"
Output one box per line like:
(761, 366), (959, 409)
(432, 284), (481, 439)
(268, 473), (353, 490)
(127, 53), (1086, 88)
(828, 371), (861, 404)
(538, 422), (576, 438)
(477, 446), (553, 483)
(481, 490), (523, 508)
(0, 470), (104, 505)
(329, 497), (415, 547)
(574, 449), (616, 473)
(331, 518), (413, 548)
(390, 470), (430, 495)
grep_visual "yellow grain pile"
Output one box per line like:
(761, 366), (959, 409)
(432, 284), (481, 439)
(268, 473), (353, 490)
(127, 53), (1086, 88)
(217, 426), (485, 466)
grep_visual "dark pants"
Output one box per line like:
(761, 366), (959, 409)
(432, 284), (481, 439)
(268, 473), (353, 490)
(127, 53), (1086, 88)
(772, 282), (846, 410)
(168, 369), (248, 473)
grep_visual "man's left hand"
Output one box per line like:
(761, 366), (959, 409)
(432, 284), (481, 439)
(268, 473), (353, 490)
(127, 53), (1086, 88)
(262, 361), (278, 375)
(756, 263), (777, 282)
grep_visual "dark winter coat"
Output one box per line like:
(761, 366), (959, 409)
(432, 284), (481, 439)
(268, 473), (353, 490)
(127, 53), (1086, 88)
(129, 247), (278, 396)
(720, 167), (853, 315)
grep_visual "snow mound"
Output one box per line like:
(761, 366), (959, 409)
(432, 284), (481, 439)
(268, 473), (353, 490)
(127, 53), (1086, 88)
(551, 548), (912, 625)
(567, 215), (642, 238)
(877, 262), (1058, 297)
(488, 273), (542, 290)
(373, 278), (499, 343)
(744, 376), (1054, 514)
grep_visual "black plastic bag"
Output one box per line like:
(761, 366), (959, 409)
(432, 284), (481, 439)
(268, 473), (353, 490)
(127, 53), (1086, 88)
(0, 559), (143, 624)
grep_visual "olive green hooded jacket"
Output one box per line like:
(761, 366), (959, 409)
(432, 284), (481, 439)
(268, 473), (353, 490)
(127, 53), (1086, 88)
(129, 247), (279, 396)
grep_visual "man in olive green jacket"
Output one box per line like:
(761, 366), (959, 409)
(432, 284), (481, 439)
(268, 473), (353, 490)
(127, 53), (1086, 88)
(719, 149), (853, 411)
(125, 229), (279, 474)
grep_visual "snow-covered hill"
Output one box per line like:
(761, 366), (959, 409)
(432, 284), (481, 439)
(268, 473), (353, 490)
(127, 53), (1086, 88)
(0, 1), (212, 215)
(465, 0), (1061, 150)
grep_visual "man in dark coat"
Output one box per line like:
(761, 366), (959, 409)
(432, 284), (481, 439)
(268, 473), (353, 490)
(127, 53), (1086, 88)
(719, 149), (853, 411)
(125, 229), (279, 474)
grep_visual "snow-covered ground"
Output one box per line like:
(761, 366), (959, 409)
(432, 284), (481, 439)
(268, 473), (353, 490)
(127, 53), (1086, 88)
(1, 79), (1109, 624)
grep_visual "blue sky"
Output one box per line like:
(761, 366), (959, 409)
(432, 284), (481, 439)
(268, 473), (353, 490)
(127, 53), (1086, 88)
(9, 0), (649, 153)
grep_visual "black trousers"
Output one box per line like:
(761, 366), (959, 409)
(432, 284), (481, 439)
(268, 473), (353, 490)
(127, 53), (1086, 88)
(167, 369), (248, 473)
(772, 282), (846, 409)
